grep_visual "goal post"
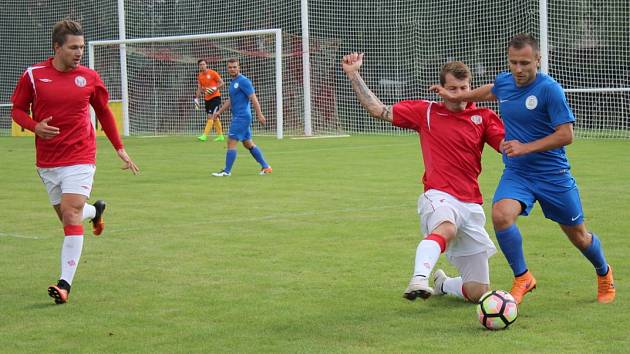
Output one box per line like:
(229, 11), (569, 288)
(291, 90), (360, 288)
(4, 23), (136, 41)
(88, 29), (284, 138)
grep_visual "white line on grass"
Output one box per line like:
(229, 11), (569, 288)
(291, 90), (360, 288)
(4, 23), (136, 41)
(290, 135), (351, 140)
(106, 204), (406, 234)
(0, 232), (48, 240)
(270, 142), (416, 155)
(0, 204), (406, 239)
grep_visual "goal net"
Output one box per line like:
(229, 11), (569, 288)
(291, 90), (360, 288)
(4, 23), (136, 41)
(89, 30), (284, 137)
(310, 0), (629, 138)
(1, 0), (628, 139)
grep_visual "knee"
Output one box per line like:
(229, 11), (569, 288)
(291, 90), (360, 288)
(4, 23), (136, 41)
(492, 205), (515, 231)
(568, 230), (592, 250)
(464, 283), (490, 303)
(60, 205), (82, 224)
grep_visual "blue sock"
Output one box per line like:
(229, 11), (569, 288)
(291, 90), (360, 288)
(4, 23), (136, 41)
(248, 146), (269, 168)
(581, 233), (609, 276)
(225, 149), (237, 173)
(495, 224), (528, 276)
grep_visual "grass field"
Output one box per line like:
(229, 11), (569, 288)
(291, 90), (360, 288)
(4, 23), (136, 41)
(1, 135), (629, 353)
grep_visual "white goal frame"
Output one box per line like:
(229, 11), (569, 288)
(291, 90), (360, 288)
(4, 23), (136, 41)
(88, 29), (284, 138)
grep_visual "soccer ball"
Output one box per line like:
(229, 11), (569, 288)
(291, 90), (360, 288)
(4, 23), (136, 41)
(476, 290), (518, 330)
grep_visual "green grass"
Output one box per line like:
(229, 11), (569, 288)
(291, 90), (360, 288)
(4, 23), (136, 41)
(1, 135), (629, 353)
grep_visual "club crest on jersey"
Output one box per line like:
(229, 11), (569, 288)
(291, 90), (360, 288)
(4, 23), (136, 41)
(470, 115), (482, 125)
(525, 95), (538, 110)
(74, 75), (87, 87)
(233, 83), (239, 89)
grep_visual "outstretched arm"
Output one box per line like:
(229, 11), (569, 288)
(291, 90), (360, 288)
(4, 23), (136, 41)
(342, 52), (392, 122)
(430, 83), (497, 102)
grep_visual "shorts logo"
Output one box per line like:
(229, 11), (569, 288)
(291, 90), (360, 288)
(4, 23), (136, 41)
(470, 115), (482, 125)
(233, 83), (239, 89)
(525, 95), (538, 110)
(571, 214), (582, 221)
(75, 75), (87, 87)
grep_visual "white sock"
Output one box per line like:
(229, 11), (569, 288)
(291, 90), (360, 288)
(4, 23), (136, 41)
(412, 239), (441, 278)
(82, 203), (96, 221)
(443, 276), (465, 298)
(60, 235), (84, 285)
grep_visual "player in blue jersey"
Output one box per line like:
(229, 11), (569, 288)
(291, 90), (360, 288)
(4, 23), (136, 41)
(211, 58), (272, 176)
(430, 33), (615, 304)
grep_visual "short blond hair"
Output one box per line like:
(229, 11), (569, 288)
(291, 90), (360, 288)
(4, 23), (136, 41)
(439, 61), (471, 86)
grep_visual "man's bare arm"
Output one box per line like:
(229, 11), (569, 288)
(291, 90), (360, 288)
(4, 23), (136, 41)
(342, 52), (392, 122)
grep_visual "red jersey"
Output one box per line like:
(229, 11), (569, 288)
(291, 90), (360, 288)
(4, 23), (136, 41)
(393, 100), (504, 204)
(11, 58), (122, 168)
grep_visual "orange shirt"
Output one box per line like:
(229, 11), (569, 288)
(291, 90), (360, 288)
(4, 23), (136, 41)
(198, 69), (222, 100)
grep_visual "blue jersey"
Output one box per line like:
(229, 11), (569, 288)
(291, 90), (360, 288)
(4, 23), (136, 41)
(492, 72), (575, 174)
(228, 74), (255, 122)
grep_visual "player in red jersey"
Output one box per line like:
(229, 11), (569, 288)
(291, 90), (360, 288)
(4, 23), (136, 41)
(11, 19), (139, 304)
(342, 53), (505, 302)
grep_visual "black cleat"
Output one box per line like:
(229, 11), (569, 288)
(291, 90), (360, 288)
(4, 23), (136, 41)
(91, 200), (106, 236)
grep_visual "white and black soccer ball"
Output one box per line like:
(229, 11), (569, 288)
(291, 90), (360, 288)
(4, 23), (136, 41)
(476, 290), (518, 330)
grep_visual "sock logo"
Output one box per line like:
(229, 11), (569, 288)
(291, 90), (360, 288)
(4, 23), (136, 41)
(67, 260), (77, 267)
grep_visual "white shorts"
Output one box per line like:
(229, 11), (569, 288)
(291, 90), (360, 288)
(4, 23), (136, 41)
(450, 252), (490, 284)
(417, 189), (496, 261)
(37, 164), (95, 205)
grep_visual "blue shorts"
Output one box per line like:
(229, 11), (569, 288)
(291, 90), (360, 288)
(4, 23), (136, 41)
(228, 118), (252, 141)
(493, 168), (584, 225)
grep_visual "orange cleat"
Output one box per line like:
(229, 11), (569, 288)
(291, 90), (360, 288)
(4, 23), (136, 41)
(91, 200), (106, 236)
(48, 285), (69, 304)
(597, 265), (615, 304)
(259, 167), (273, 175)
(510, 270), (537, 304)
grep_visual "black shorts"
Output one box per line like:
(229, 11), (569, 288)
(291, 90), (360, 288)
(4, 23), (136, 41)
(204, 96), (221, 115)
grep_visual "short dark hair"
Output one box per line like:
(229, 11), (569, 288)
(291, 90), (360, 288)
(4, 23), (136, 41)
(227, 58), (240, 65)
(439, 61), (471, 86)
(197, 59), (207, 65)
(508, 33), (539, 53)
(52, 19), (83, 49)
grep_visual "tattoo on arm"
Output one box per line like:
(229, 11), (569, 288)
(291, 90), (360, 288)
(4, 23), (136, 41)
(348, 73), (392, 122)
(380, 106), (392, 120)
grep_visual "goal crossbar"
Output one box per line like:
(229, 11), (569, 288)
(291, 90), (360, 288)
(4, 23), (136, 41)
(88, 29), (284, 138)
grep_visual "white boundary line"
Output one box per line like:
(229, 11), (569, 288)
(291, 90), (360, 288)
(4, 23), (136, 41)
(291, 135), (351, 140)
(0, 204), (407, 239)
(0, 232), (47, 240)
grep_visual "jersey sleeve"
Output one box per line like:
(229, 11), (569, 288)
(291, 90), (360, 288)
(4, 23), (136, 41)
(211, 70), (222, 82)
(11, 71), (37, 132)
(544, 82), (575, 127)
(490, 72), (511, 100)
(482, 109), (505, 152)
(392, 100), (430, 131)
(90, 73), (123, 150)
(240, 78), (255, 97)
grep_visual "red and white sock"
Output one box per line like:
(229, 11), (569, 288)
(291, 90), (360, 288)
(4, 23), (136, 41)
(413, 233), (446, 278)
(442, 276), (465, 298)
(82, 203), (96, 221)
(60, 225), (84, 285)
